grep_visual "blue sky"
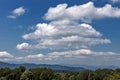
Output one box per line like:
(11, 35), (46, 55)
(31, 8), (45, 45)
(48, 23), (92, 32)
(0, 0), (120, 66)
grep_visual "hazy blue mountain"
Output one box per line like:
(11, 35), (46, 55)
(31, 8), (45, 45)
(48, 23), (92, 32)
(0, 62), (85, 71)
(79, 65), (118, 70)
(0, 61), (118, 71)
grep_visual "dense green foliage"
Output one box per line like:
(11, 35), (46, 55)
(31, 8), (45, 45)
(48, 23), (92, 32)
(0, 66), (120, 80)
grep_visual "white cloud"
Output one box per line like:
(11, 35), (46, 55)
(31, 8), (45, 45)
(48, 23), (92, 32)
(16, 42), (31, 50)
(0, 50), (119, 66)
(45, 2), (120, 22)
(47, 49), (116, 59)
(11, 49), (119, 65)
(18, 22), (110, 50)
(14, 2), (120, 65)
(0, 51), (14, 62)
(26, 54), (44, 59)
(0, 51), (13, 58)
(17, 2), (120, 51)
(23, 23), (58, 40)
(7, 6), (26, 19)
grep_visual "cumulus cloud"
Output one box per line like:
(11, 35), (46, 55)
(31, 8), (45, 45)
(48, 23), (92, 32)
(7, 6), (26, 19)
(45, 2), (120, 22)
(26, 54), (44, 59)
(23, 23), (58, 40)
(18, 22), (110, 50)
(15, 2), (120, 64)
(16, 42), (31, 50)
(46, 49), (116, 59)
(17, 2), (120, 51)
(11, 49), (119, 65)
(0, 50), (118, 65)
(0, 51), (14, 62)
(0, 51), (13, 58)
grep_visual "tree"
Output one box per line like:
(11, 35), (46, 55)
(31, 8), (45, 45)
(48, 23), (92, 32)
(0, 68), (11, 77)
(76, 70), (90, 80)
(88, 72), (95, 80)
(0, 77), (6, 80)
(19, 66), (26, 73)
(60, 73), (69, 80)
(69, 75), (76, 80)
(6, 66), (25, 80)
(103, 72), (120, 80)
(39, 69), (54, 80)
(20, 70), (34, 80)
(94, 69), (112, 80)
(30, 68), (44, 80)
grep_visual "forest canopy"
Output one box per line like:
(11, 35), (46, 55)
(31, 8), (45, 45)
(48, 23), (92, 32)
(0, 66), (120, 80)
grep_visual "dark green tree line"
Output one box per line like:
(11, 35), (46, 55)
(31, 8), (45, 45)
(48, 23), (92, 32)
(0, 66), (120, 80)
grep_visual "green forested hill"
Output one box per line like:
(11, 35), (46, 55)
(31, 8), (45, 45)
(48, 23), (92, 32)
(0, 66), (120, 80)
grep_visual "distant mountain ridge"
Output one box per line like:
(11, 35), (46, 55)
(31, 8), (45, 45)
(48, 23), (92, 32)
(0, 61), (85, 71)
(0, 61), (118, 71)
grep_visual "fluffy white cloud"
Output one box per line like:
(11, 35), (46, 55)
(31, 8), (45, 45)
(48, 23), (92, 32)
(0, 51), (13, 58)
(23, 23), (58, 40)
(0, 50), (119, 65)
(7, 6), (26, 19)
(16, 42), (31, 50)
(46, 49), (116, 59)
(0, 51), (14, 62)
(18, 2), (120, 50)
(23, 23), (102, 40)
(45, 2), (120, 22)
(11, 49), (119, 65)
(15, 2), (120, 65)
(18, 22), (110, 50)
(17, 2), (120, 50)
(26, 54), (44, 59)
